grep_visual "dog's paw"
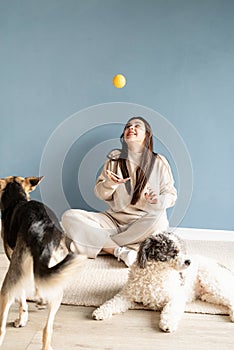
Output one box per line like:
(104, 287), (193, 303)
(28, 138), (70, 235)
(14, 313), (28, 328)
(92, 307), (113, 320)
(14, 319), (26, 328)
(159, 320), (178, 333)
(34, 296), (48, 310)
(36, 301), (48, 310)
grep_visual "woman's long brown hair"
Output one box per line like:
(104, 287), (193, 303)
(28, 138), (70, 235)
(110, 117), (157, 205)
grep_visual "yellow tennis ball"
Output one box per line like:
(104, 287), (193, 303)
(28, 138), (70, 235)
(113, 74), (126, 88)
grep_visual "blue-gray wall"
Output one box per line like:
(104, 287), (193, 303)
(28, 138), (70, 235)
(1, 0), (233, 230)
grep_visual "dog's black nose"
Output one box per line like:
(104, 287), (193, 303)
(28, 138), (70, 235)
(184, 259), (191, 266)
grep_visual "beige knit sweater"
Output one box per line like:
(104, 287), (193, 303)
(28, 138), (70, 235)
(94, 150), (177, 227)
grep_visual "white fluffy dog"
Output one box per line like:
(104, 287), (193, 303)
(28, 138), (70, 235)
(93, 232), (234, 332)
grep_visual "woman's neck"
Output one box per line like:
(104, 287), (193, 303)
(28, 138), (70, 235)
(127, 148), (143, 168)
(127, 143), (144, 153)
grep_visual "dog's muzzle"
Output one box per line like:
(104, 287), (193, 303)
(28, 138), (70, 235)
(184, 259), (191, 266)
(175, 255), (192, 270)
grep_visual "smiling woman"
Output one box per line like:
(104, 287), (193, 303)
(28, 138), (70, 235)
(61, 117), (177, 267)
(124, 119), (146, 150)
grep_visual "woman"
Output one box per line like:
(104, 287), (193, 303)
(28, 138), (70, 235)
(62, 117), (177, 267)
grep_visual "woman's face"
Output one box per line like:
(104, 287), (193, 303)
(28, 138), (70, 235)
(123, 118), (146, 148)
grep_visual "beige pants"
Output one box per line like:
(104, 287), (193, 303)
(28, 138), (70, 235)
(61, 209), (168, 258)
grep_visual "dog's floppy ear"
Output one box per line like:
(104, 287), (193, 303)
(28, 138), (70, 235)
(23, 176), (44, 192)
(0, 179), (7, 191)
(137, 237), (152, 269)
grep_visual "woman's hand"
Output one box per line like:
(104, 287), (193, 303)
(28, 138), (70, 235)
(106, 170), (130, 184)
(144, 188), (158, 204)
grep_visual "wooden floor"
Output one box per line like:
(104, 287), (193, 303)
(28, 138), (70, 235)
(1, 302), (234, 350)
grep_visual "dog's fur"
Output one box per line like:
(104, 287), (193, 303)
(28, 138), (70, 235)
(93, 232), (234, 332)
(0, 176), (85, 350)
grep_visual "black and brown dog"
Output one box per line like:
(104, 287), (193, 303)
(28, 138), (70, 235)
(0, 176), (85, 350)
